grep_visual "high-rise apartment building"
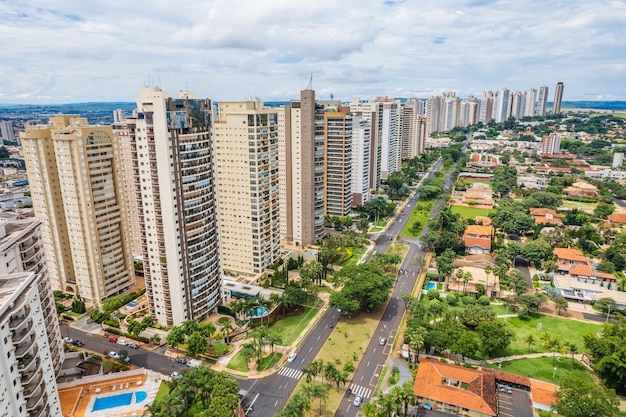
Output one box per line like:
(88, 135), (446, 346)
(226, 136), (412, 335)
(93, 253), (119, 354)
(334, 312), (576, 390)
(118, 88), (221, 326)
(524, 88), (537, 117)
(553, 82), (564, 114)
(540, 133), (561, 154)
(351, 118), (371, 206)
(278, 90), (330, 247)
(494, 88), (510, 123)
(113, 109), (127, 123)
(0, 121), (15, 145)
(613, 152), (624, 168)
(508, 91), (523, 120)
(401, 99), (425, 159)
(444, 98), (461, 131)
(349, 98), (381, 191)
(22, 116), (134, 308)
(425, 95), (445, 134)
(479, 93), (494, 123)
(324, 107), (353, 216)
(0, 271), (62, 417)
(0, 219), (64, 375)
(536, 85), (549, 116)
(379, 99), (401, 180)
(214, 100), (280, 276)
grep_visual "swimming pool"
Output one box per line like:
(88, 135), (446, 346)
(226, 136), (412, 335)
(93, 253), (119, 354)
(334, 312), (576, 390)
(128, 300), (139, 307)
(426, 282), (436, 291)
(92, 391), (148, 412)
(247, 307), (268, 317)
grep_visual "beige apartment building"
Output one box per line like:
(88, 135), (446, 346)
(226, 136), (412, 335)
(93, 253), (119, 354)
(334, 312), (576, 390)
(324, 107), (353, 216)
(279, 90), (339, 247)
(214, 100), (281, 276)
(115, 88), (221, 327)
(21, 116), (134, 307)
(0, 218), (64, 375)
(349, 98), (381, 191)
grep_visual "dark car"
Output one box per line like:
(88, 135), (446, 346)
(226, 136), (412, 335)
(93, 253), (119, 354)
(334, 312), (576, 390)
(72, 340), (84, 347)
(128, 343), (139, 349)
(176, 358), (187, 364)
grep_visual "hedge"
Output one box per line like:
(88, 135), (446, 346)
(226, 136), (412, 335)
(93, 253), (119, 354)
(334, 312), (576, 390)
(103, 327), (150, 344)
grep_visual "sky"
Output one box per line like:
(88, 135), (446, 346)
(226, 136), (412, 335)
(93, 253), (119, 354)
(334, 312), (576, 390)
(1, 0), (625, 104)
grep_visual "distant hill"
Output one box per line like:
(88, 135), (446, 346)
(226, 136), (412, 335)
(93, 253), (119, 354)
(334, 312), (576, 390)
(553, 101), (626, 111)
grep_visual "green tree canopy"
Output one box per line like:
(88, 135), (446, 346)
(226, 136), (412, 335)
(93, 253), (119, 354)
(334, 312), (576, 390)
(554, 375), (620, 417)
(330, 264), (393, 315)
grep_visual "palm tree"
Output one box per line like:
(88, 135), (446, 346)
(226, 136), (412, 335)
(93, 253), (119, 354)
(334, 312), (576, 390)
(182, 319), (198, 336)
(484, 264), (493, 297)
(393, 382), (416, 417)
(257, 298), (274, 325)
(324, 361), (338, 386)
(566, 343), (578, 365)
(524, 334), (535, 353)
(240, 343), (256, 368)
(361, 402), (380, 417)
(405, 326), (426, 362)
(221, 320), (234, 343)
(166, 325), (186, 358)
(455, 268), (464, 292)
(265, 331), (282, 353)
(311, 384), (329, 415)
(199, 322), (216, 346)
(463, 271), (473, 295)
(301, 383), (316, 404)
(377, 392), (401, 417)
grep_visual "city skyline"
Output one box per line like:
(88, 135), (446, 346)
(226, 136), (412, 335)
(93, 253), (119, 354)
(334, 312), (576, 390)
(1, 1), (625, 104)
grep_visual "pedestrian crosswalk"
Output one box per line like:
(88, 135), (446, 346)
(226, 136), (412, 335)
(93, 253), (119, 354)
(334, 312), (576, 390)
(278, 367), (303, 380)
(349, 384), (372, 399)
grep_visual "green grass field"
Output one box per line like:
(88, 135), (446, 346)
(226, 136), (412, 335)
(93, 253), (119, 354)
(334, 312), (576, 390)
(401, 198), (435, 238)
(486, 356), (593, 385)
(560, 200), (598, 212)
(340, 246), (367, 268)
(450, 205), (494, 219)
(498, 314), (601, 356)
(154, 381), (170, 404)
(273, 306), (319, 346)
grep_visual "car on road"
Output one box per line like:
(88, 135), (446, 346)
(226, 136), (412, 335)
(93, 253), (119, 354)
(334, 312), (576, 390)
(108, 351), (120, 359)
(171, 371), (181, 378)
(287, 353), (297, 363)
(388, 236), (393, 241)
(63, 337), (72, 343)
(372, 251), (377, 256)
(353, 395), (362, 406)
(176, 358), (187, 364)
(108, 336), (118, 343)
(128, 343), (139, 349)
(72, 340), (84, 347)
(117, 339), (129, 346)
(379, 337), (387, 346)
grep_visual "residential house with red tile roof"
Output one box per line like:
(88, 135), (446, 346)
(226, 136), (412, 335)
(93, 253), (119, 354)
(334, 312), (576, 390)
(607, 213), (626, 225)
(463, 225), (493, 255)
(529, 208), (563, 226)
(553, 247), (591, 273)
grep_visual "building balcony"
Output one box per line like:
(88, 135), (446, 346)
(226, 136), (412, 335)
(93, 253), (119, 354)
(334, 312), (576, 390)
(18, 352), (39, 372)
(16, 338), (35, 358)
(9, 313), (28, 331)
(29, 404), (47, 417)
(21, 368), (42, 386)
(12, 320), (34, 345)
(26, 388), (45, 411)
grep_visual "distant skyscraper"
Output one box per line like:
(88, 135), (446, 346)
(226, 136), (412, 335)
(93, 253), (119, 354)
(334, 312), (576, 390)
(214, 100), (280, 276)
(509, 91), (523, 120)
(553, 82), (564, 114)
(350, 98), (381, 190)
(524, 88), (537, 117)
(401, 99), (424, 159)
(425, 95), (445, 134)
(479, 93), (494, 123)
(351, 118), (371, 206)
(0, 271), (62, 417)
(613, 152), (624, 168)
(537, 85), (549, 116)
(119, 88), (221, 326)
(541, 133), (561, 154)
(278, 90), (331, 247)
(22, 115), (135, 308)
(494, 87), (510, 123)
(378, 99), (401, 180)
(0, 120), (15, 145)
(324, 106), (353, 216)
(113, 108), (127, 123)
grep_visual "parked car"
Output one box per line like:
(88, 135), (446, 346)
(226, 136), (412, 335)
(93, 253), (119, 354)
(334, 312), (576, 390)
(62, 337), (72, 343)
(108, 351), (120, 359)
(176, 358), (187, 364)
(128, 343), (139, 349)
(379, 337), (387, 346)
(171, 371), (181, 378)
(108, 336), (118, 343)
(72, 340), (84, 347)
(116, 339), (129, 346)
(353, 395), (363, 407)
(287, 353), (297, 363)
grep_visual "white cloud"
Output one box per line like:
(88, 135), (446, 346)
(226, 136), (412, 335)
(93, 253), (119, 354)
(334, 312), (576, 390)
(0, 0), (624, 103)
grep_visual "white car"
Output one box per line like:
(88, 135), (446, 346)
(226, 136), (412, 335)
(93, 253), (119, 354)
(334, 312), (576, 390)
(287, 353), (297, 363)
(108, 351), (120, 359)
(116, 339), (129, 346)
(354, 395), (363, 406)
(62, 337), (72, 343)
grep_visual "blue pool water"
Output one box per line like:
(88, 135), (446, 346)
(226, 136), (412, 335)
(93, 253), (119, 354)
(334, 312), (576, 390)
(128, 300), (138, 307)
(91, 391), (148, 412)
(92, 393), (132, 411)
(426, 282), (436, 290)
(248, 307), (268, 317)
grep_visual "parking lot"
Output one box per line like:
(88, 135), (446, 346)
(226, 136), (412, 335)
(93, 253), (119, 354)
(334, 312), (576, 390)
(497, 386), (534, 417)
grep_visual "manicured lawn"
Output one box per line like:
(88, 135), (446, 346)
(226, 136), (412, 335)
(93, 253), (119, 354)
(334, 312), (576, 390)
(486, 356), (593, 385)
(385, 243), (409, 261)
(340, 246), (367, 268)
(291, 304), (387, 416)
(274, 306), (319, 346)
(401, 198), (435, 238)
(560, 200), (598, 213)
(154, 381), (170, 404)
(450, 205), (494, 219)
(257, 352), (282, 371)
(456, 179), (492, 188)
(499, 313), (601, 356)
(226, 350), (250, 372)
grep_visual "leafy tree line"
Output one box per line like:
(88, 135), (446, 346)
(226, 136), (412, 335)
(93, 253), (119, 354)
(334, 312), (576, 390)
(329, 264), (393, 317)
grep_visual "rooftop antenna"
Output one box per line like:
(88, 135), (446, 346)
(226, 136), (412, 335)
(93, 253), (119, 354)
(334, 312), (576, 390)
(306, 73), (313, 90)
(330, 93), (334, 100)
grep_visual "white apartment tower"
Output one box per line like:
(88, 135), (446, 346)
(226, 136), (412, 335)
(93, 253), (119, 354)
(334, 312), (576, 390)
(214, 101), (280, 276)
(401, 99), (424, 159)
(0, 121), (15, 145)
(351, 118), (371, 206)
(120, 88), (221, 326)
(278, 90), (329, 247)
(494, 88), (510, 123)
(349, 98), (381, 191)
(536, 85), (549, 116)
(324, 107), (353, 216)
(379, 99), (401, 180)
(0, 271), (62, 417)
(0, 219), (64, 375)
(524, 88), (537, 117)
(553, 82), (564, 114)
(21, 116), (134, 307)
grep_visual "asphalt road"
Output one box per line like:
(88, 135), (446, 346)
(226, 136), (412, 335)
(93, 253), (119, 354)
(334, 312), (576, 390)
(237, 308), (343, 417)
(61, 325), (189, 375)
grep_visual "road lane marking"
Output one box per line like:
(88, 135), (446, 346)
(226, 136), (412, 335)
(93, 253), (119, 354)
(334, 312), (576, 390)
(277, 367), (303, 380)
(349, 384), (372, 398)
(246, 393), (259, 414)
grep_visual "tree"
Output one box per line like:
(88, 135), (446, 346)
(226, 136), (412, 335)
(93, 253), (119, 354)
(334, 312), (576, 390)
(436, 249), (457, 282)
(240, 343), (256, 368)
(451, 331), (480, 360)
(71, 298), (86, 314)
(167, 326), (186, 357)
(127, 319), (148, 342)
(566, 343), (579, 365)
(517, 293), (545, 317)
(330, 264), (393, 315)
(300, 261), (325, 287)
(459, 304), (496, 329)
(554, 375), (620, 417)
(524, 334), (535, 353)
(199, 322), (217, 346)
(311, 384), (329, 415)
(393, 382), (416, 417)
(476, 320), (512, 357)
(553, 296), (569, 315)
(404, 326), (426, 361)
(186, 331), (209, 357)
